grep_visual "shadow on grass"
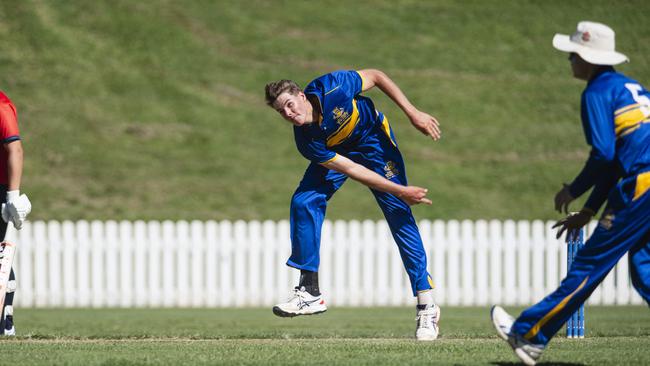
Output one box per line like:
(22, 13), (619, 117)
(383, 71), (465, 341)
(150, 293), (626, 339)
(491, 362), (585, 366)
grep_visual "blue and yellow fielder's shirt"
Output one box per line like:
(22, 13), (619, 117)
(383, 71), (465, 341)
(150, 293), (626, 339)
(568, 68), (650, 211)
(294, 70), (387, 164)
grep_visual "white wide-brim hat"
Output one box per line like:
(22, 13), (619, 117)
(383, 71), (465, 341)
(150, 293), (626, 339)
(553, 21), (629, 65)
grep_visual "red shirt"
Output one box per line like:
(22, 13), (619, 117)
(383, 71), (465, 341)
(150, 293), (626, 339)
(0, 92), (20, 185)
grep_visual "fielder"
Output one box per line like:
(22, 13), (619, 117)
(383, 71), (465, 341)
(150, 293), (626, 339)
(0, 91), (32, 336)
(265, 69), (442, 340)
(491, 21), (650, 365)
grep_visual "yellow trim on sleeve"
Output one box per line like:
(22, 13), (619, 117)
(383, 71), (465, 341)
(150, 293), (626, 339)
(356, 70), (367, 91)
(618, 124), (641, 138)
(320, 153), (339, 165)
(326, 99), (360, 147)
(524, 277), (589, 340)
(615, 103), (640, 116)
(615, 108), (646, 136)
(633, 171), (650, 201)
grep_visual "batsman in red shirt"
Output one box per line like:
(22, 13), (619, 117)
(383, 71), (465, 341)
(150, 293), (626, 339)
(0, 91), (32, 336)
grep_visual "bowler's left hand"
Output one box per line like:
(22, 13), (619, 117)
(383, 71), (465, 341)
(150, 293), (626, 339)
(397, 186), (432, 206)
(552, 210), (592, 239)
(409, 110), (441, 141)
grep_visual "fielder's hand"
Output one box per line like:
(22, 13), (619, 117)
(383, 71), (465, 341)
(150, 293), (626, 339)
(398, 186), (432, 206)
(554, 184), (575, 214)
(2, 190), (32, 230)
(552, 210), (592, 239)
(409, 110), (441, 141)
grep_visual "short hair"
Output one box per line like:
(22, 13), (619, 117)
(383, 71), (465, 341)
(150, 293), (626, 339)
(264, 80), (302, 107)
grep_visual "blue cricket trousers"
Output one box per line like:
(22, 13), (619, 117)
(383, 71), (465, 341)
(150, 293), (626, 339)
(511, 171), (650, 345)
(287, 118), (433, 295)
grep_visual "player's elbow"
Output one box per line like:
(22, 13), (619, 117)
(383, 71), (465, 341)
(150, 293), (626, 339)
(359, 69), (387, 87)
(369, 69), (388, 83)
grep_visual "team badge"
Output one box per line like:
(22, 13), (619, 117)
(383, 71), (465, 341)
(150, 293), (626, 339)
(581, 31), (590, 42)
(383, 161), (399, 179)
(332, 107), (350, 125)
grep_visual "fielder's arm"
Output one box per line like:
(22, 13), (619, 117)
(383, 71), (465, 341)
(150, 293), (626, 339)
(357, 69), (441, 140)
(2, 140), (30, 230)
(322, 154), (431, 206)
(5, 140), (23, 191)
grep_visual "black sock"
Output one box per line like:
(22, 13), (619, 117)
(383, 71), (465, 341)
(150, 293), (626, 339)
(299, 270), (320, 296)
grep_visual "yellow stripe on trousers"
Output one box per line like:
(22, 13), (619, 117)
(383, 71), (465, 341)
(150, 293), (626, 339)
(524, 276), (589, 340)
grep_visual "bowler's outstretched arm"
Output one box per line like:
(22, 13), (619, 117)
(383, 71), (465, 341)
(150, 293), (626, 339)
(358, 69), (441, 140)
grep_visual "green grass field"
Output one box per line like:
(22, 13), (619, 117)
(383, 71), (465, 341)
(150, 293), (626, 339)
(1, 0), (649, 221)
(1, 306), (648, 365)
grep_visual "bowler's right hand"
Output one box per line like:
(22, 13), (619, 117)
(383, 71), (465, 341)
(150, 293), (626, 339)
(409, 110), (441, 141)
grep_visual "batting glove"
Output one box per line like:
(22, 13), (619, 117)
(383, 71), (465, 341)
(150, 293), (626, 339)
(2, 190), (32, 230)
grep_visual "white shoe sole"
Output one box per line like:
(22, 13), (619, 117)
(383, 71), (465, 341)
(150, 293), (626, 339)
(272, 306), (327, 318)
(514, 348), (538, 366)
(415, 332), (438, 341)
(491, 306), (541, 366)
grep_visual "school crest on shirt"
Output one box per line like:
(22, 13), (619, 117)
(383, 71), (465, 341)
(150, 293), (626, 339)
(332, 107), (350, 125)
(384, 161), (399, 179)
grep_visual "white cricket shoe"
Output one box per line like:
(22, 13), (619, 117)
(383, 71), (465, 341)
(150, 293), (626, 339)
(491, 305), (514, 340)
(415, 304), (441, 341)
(491, 305), (544, 366)
(3, 305), (15, 336)
(272, 287), (327, 318)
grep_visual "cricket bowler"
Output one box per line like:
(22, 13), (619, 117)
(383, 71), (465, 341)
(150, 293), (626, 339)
(491, 21), (650, 365)
(265, 69), (442, 340)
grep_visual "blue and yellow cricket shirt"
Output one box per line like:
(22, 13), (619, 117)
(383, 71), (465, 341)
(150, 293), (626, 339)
(294, 70), (387, 164)
(568, 68), (650, 211)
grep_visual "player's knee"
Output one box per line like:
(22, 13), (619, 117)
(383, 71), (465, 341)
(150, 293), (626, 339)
(291, 193), (323, 214)
(6, 280), (16, 293)
(383, 205), (414, 223)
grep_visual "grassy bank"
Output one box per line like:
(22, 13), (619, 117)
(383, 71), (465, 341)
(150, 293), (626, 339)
(0, 0), (648, 220)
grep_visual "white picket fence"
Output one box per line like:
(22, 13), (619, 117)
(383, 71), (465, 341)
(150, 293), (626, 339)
(6, 220), (644, 308)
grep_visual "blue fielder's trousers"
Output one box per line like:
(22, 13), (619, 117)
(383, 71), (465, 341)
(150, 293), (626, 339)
(511, 171), (650, 346)
(287, 120), (433, 296)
